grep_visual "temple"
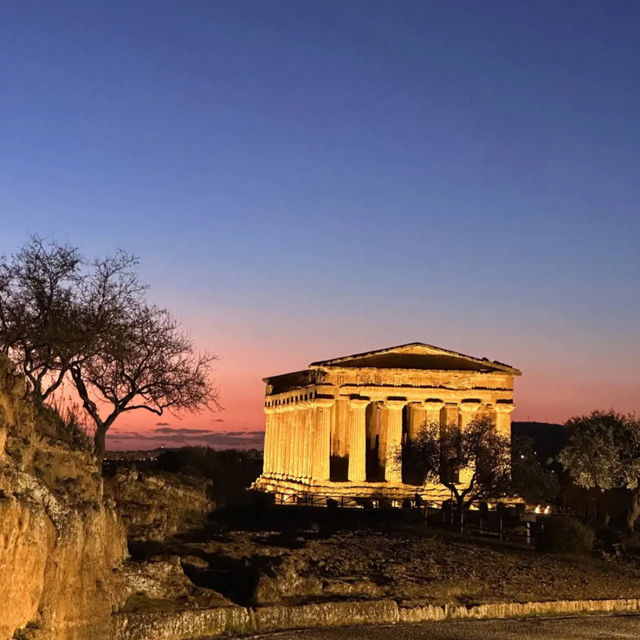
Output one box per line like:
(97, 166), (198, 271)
(253, 343), (521, 504)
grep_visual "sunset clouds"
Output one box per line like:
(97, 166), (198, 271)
(106, 425), (264, 450)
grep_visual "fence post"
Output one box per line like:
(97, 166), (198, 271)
(526, 521), (531, 545)
(499, 516), (503, 541)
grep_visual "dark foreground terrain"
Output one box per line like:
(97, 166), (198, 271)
(236, 614), (640, 639)
(127, 506), (640, 611)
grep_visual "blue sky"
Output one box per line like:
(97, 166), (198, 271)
(1, 1), (639, 439)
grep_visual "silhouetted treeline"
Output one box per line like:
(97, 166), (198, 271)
(511, 421), (565, 463)
(155, 446), (263, 507)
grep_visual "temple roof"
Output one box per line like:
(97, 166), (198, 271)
(309, 342), (521, 375)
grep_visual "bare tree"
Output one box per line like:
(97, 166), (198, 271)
(0, 237), (217, 459)
(0, 237), (82, 403)
(70, 305), (217, 459)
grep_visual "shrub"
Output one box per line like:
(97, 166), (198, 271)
(596, 526), (625, 552)
(620, 530), (640, 556)
(36, 399), (92, 451)
(537, 516), (594, 553)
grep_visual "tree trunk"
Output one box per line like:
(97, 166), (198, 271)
(94, 427), (107, 463)
(627, 488), (640, 533)
(457, 497), (465, 534)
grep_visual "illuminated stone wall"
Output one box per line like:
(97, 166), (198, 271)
(254, 343), (519, 502)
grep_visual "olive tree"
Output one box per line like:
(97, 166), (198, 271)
(398, 415), (512, 529)
(559, 410), (640, 531)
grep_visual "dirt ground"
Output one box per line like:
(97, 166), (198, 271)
(134, 509), (640, 608)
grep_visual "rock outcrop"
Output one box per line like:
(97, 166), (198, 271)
(104, 468), (213, 542)
(0, 358), (127, 640)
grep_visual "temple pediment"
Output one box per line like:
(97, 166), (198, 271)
(309, 342), (521, 375)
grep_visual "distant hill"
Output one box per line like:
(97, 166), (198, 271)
(512, 421), (565, 463)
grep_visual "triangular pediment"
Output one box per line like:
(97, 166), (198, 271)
(309, 342), (520, 375)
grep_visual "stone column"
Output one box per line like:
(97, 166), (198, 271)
(335, 398), (348, 457)
(277, 407), (284, 478)
(272, 407), (282, 477)
(348, 398), (368, 483)
(442, 402), (459, 428)
(384, 400), (404, 483)
(459, 400), (482, 428)
(293, 406), (302, 479)
(407, 402), (425, 441)
(284, 406), (293, 478)
(302, 401), (314, 481)
(299, 403), (308, 480)
(424, 399), (444, 428)
(287, 404), (298, 478)
(495, 403), (515, 438)
(312, 398), (334, 482)
(263, 407), (274, 475)
(378, 406), (388, 468)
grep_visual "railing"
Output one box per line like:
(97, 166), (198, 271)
(272, 491), (548, 546)
(275, 492), (412, 509)
(428, 506), (545, 546)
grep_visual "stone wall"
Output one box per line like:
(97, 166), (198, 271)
(0, 357), (127, 640)
(112, 597), (640, 640)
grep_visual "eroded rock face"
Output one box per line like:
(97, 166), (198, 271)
(0, 357), (127, 640)
(253, 557), (323, 604)
(104, 468), (214, 542)
(121, 556), (193, 601)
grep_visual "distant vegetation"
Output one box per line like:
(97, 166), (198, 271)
(560, 410), (640, 531)
(154, 446), (263, 507)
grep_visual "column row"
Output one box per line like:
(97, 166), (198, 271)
(263, 399), (334, 482)
(263, 397), (514, 484)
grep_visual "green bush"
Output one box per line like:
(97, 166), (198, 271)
(537, 516), (594, 553)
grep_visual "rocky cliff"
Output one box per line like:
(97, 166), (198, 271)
(0, 358), (127, 640)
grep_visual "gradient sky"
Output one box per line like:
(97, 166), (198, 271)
(1, 1), (639, 448)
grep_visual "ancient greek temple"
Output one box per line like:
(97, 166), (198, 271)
(253, 343), (520, 503)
